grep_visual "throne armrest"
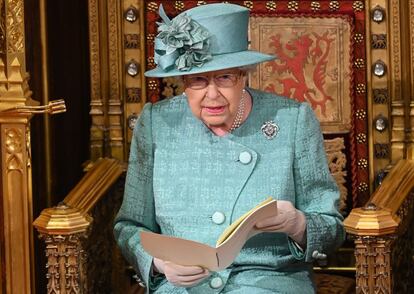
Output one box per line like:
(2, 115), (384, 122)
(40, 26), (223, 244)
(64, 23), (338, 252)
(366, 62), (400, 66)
(343, 159), (414, 293)
(33, 158), (124, 293)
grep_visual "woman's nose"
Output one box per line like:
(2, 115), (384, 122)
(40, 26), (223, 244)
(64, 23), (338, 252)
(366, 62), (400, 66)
(205, 81), (220, 99)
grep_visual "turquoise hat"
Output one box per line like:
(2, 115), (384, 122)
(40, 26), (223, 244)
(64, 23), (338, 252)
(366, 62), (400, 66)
(144, 3), (276, 77)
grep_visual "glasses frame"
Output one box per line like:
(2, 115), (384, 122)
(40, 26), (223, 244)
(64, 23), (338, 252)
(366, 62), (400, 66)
(183, 71), (244, 90)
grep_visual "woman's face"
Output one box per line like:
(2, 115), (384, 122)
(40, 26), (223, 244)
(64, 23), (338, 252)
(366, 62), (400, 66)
(184, 69), (247, 131)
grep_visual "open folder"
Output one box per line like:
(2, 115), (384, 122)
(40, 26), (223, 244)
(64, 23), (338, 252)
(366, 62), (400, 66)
(140, 197), (277, 271)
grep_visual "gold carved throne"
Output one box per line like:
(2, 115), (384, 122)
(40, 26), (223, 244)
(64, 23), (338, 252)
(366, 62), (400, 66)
(27, 1), (414, 294)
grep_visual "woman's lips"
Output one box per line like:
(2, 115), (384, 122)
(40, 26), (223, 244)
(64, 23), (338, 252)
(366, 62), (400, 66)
(203, 106), (225, 114)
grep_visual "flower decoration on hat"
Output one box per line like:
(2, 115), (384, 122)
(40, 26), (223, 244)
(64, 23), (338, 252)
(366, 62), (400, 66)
(154, 4), (212, 72)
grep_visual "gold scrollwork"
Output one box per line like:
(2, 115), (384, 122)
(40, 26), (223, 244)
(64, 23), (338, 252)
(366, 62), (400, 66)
(5, 128), (22, 153)
(6, 0), (25, 53)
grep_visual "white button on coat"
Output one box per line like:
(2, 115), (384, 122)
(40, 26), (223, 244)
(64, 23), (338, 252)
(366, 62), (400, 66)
(239, 151), (252, 164)
(212, 212), (225, 225)
(210, 277), (223, 289)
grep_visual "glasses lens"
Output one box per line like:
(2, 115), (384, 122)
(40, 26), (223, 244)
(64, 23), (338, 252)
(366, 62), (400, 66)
(186, 76), (209, 89)
(185, 72), (241, 89)
(214, 73), (238, 87)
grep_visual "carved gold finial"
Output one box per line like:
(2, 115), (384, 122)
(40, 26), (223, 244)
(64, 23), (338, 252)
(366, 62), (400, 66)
(33, 203), (92, 235)
(363, 202), (377, 211)
(344, 206), (398, 236)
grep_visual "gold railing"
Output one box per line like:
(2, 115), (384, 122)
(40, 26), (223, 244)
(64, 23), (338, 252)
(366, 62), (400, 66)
(33, 158), (124, 294)
(344, 159), (414, 293)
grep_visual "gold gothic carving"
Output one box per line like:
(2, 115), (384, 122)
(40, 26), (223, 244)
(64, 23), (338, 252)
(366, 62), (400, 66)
(107, 0), (124, 160)
(42, 233), (88, 294)
(88, 0), (105, 160)
(249, 16), (352, 134)
(5, 0), (24, 53)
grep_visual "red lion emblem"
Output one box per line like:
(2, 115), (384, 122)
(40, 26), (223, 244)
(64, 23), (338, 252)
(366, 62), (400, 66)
(265, 32), (336, 117)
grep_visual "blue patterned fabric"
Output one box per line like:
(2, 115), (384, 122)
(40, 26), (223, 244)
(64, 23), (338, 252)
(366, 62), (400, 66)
(114, 88), (345, 293)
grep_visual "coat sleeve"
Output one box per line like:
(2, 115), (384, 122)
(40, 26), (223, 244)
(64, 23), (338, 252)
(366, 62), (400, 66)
(288, 102), (345, 262)
(113, 102), (160, 289)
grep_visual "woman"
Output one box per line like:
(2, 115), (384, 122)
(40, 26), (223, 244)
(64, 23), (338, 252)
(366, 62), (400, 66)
(114, 3), (345, 293)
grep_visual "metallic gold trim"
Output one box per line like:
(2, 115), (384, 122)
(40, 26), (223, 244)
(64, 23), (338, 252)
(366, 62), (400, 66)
(0, 116), (33, 294)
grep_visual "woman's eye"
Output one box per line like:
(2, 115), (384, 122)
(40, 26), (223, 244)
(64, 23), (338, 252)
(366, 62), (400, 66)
(217, 74), (232, 81)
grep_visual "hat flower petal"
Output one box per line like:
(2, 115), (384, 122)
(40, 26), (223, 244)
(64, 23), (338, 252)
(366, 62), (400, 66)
(155, 13), (212, 71)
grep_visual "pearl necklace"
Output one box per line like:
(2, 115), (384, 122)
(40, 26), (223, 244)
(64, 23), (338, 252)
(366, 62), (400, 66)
(229, 89), (247, 133)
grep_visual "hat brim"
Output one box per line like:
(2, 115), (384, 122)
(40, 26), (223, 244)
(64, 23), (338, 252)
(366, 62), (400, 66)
(144, 50), (276, 78)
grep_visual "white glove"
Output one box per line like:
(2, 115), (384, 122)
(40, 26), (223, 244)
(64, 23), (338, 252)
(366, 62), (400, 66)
(153, 258), (210, 287)
(255, 200), (307, 246)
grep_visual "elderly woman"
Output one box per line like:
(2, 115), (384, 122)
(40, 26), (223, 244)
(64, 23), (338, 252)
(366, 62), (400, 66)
(114, 3), (345, 294)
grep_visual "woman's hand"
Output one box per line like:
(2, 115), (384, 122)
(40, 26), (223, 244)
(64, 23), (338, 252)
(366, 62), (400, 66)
(255, 200), (307, 246)
(153, 258), (210, 287)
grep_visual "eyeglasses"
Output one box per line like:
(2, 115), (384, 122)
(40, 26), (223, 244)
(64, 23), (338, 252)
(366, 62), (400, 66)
(184, 72), (242, 90)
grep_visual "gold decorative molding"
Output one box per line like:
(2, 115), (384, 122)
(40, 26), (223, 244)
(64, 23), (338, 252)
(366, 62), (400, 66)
(65, 158), (124, 213)
(107, 0), (124, 160)
(389, 0), (405, 165)
(344, 205), (399, 236)
(0, 115), (33, 294)
(123, 0), (147, 157)
(88, 0), (147, 162)
(408, 0), (414, 159)
(0, 0), (38, 292)
(0, 0), (24, 55)
(88, 0), (105, 161)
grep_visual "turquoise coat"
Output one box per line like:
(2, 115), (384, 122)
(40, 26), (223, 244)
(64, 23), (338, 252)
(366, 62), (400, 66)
(114, 88), (345, 293)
